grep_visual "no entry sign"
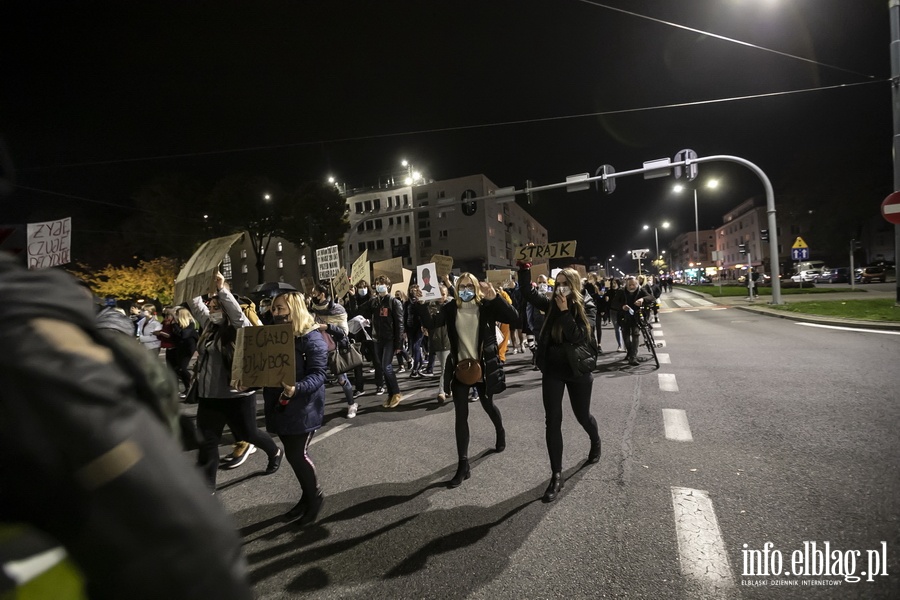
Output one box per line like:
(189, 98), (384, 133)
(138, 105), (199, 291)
(881, 191), (900, 225)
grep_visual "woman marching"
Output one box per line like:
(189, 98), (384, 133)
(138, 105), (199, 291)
(417, 273), (518, 488)
(519, 263), (601, 503)
(264, 292), (328, 525)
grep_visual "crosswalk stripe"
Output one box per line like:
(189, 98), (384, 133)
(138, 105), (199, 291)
(658, 373), (678, 392)
(671, 487), (735, 597)
(692, 299), (715, 306)
(673, 299), (692, 308)
(662, 409), (693, 441)
(657, 353), (671, 364)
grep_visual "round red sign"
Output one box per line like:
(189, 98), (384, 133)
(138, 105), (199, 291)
(882, 191), (900, 225)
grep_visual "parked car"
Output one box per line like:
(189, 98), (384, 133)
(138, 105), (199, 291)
(791, 269), (822, 283)
(857, 266), (887, 283)
(817, 267), (850, 283)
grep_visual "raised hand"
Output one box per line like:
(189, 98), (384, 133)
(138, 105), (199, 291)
(479, 281), (497, 300)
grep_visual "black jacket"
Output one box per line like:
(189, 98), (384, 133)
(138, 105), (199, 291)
(611, 286), (652, 324)
(357, 293), (404, 349)
(520, 267), (597, 378)
(417, 293), (518, 395)
(0, 253), (252, 599)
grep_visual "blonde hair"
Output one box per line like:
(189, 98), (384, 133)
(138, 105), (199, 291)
(176, 307), (193, 329)
(454, 272), (484, 308)
(542, 267), (592, 343)
(276, 292), (318, 337)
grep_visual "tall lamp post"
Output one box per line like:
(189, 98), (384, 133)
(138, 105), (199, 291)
(606, 254), (615, 278)
(674, 179), (719, 265)
(643, 222), (670, 263)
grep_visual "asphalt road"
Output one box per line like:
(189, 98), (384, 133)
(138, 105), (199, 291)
(211, 288), (900, 599)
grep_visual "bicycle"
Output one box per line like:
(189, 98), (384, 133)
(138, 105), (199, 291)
(630, 308), (660, 369)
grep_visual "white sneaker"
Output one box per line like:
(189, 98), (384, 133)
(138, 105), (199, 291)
(347, 403), (358, 419)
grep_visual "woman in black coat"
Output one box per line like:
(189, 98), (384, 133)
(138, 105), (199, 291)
(520, 265), (601, 503)
(417, 272), (519, 488)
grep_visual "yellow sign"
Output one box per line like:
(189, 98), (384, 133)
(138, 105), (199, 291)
(792, 237), (808, 249)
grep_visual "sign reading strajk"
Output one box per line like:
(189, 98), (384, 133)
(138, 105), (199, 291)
(514, 240), (577, 262)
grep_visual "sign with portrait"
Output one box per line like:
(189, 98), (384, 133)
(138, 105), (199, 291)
(416, 262), (440, 302)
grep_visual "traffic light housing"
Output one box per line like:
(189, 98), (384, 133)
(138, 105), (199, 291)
(760, 229), (769, 241)
(738, 243), (748, 254)
(461, 189), (477, 216)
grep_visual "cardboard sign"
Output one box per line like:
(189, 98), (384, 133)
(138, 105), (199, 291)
(430, 254), (454, 277)
(372, 257), (403, 285)
(315, 245), (341, 280)
(390, 268), (412, 297)
(26, 217), (71, 269)
(531, 263), (549, 280)
(332, 266), (352, 300)
(231, 324), (296, 388)
(572, 264), (587, 280)
(514, 240), (577, 262)
(350, 249), (369, 286)
(486, 269), (512, 286)
(417, 262), (440, 302)
(174, 233), (244, 305)
(300, 276), (316, 295)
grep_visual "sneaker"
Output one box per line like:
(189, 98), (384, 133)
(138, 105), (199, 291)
(422, 370), (435, 377)
(347, 403), (359, 419)
(387, 394), (402, 408)
(616, 346), (625, 353)
(353, 390), (365, 399)
(437, 392), (447, 404)
(224, 442), (256, 469)
(265, 448), (283, 474)
(178, 392), (187, 399)
(509, 347), (517, 355)
(366, 368), (376, 374)
(397, 366), (407, 374)
(376, 386), (386, 396)
(409, 370), (420, 379)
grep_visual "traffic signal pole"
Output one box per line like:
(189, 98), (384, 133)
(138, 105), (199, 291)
(890, 0), (900, 305)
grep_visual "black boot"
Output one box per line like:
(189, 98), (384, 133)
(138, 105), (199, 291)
(588, 439), (601, 464)
(448, 459), (470, 488)
(542, 473), (563, 503)
(284, 497), (306, 521)
(298, 490), (324, 526)
(495, 428), (506, 453)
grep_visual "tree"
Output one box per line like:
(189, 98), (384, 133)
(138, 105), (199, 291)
(76, 257), (179, 306)
(281, 181), (349, 254)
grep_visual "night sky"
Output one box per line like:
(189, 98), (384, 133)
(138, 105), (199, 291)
(0, 0), (892, 269)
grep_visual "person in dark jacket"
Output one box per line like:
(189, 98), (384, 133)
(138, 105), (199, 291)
(520, 265), (601, 503)
(0, 252), (253, 599)
(610, 275), (652, 366)
(403, 283), (425, 378)
(357, 275), (405, 408)
(417, 272), (519, 488)
(171, 306), (198, 395)
(264, 292), (328, 526)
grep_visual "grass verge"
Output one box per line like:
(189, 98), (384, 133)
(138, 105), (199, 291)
(767, 299), (900, 322)
(681, 285), (864, 297)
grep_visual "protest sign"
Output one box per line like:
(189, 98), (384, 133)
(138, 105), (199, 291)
(26, 217), (71, 269)
(572, 264), (587, 280)
(417, 262), (440, 301)
(332, 266), (352, 300)
(430, 254), (454, 277)
(531, 262), (549, 280)
(350, 249), (369, 286)
(514, 240), (577, 262)
(390, 268), (412, 296)
(372, 257), (403, 285)
(486, 269), (512, 286)
(315, 245), (340, 280)
(174, 232), (244, 305)
(231, 323), (296, 388)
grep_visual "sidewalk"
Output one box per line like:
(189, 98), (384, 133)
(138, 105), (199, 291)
(678, 287), (900, 331)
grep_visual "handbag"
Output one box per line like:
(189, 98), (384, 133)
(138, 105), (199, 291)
(566, 337), (599, 375)
(330, 340), (364, 374)
(454, 358), (483, 385)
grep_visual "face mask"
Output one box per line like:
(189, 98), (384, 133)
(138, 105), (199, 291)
(459, 289), (475, 302)
(538, 284), (549, 294)
(272, 314), (289, 325)
(376, 285), (388, 294)
(208, 312), (224, 325)
(313, 297), (329, 308)
(557, 286), (571, 297)
(358, 288), (368, 297)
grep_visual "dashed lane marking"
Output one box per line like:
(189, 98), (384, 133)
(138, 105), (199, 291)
(657, 353), (671, 364)
(796, 322), (900, 336)
(310, 423), (351, 446)
(658, 373), (679, 392)
(711, 307), (728, 311)
(662, 409), (693, 441)
(685, 309), (700, 312)
(671, 487), (735, 599)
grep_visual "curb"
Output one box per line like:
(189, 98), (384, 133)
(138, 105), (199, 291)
(675, 287), (900, 331)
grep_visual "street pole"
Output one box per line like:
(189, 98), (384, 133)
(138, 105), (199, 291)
(891, 0), (900, 305)
(654, 227), (660, 265)
(850, 239), (856, 291)
(693, 188), (700, 265)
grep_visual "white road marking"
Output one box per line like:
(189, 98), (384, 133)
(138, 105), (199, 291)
(671, 487), (735, 598)
(685, 309), (700, 312)
(673, 299), (692, 308)
(796, 322), (900, 336)
(662, 409), (693, 441)
(693, 299), (715, 306)
(657, 353), (671, 364)
(658, 373), (679, 392)
(311, 423), (351, 446)
(711, 307), (728, 311)
(652, 329), (663, 336)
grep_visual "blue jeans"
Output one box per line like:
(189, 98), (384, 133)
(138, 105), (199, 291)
(409, 331), (423, 371)
(376, 339), (400, 395)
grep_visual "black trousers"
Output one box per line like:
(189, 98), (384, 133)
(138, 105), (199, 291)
(196, 395), (279, 488)
(281, 431), (318, 501)
(541, 373), (599, 473)
(450, 377), (503, 459)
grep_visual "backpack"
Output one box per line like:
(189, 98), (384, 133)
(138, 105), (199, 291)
(238, 297), (262, 326)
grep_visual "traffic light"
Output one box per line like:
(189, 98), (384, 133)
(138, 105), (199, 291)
(461, 189), (477, 216)
(738, 243), (748, 254)
(760, 229), (769, 241)
(852, 239), (862, 250)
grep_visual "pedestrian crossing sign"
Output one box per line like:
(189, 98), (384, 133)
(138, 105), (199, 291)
(792, 237), (808, 249)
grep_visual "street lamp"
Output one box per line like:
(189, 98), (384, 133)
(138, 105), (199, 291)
(643, 221), (670, 262)
(673, 179), (719, 264)
(606, 254), (615, 278)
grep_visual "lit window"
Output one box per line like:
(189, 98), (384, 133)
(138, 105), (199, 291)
(278, 258), (284, 268)
(300, 255), (307, 265)
(242, 264), (248, 274)
(277, 242), (283, 252)
(240, 249), (247, 259)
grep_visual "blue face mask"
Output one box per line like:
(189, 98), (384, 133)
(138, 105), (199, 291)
(459, 289), (475, 302)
